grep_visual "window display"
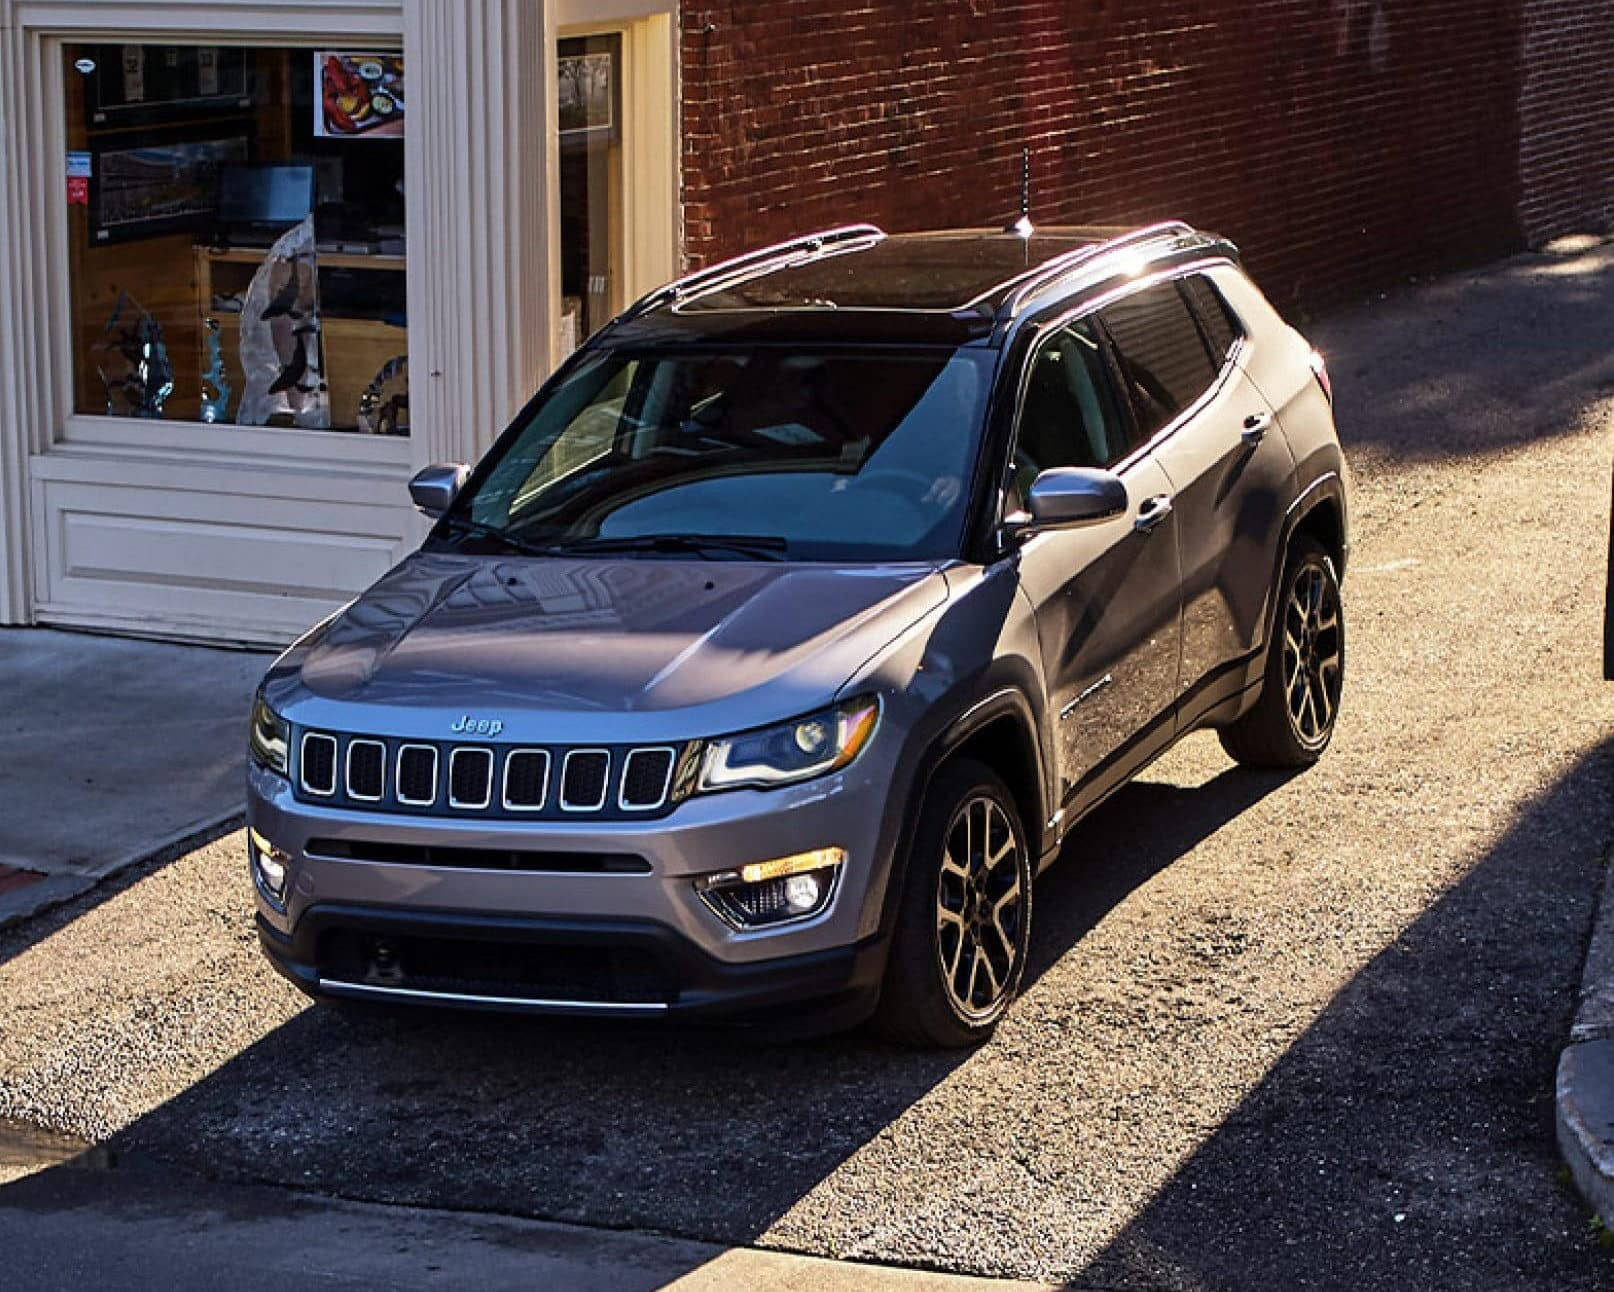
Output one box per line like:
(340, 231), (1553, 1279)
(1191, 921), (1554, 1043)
(64, 43), (409, 434)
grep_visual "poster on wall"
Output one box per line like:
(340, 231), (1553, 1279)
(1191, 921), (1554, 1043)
(91, 135), (249, 242)
(315, 52), (405, 139)
(558, 51), (614, 137)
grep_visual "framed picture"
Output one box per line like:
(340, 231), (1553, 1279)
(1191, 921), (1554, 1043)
(82, 44), (251, 128)
(315, 52), (405, 140)
(558, 50), (615, 138)
(89, 131), (249, 243)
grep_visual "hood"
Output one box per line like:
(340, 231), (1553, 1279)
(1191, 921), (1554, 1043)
(270, 552), (947, 742)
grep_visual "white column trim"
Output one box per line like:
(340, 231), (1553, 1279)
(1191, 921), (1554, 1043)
(403, 0), (557, 471)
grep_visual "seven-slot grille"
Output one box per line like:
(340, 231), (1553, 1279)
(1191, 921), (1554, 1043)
(294, 729), (684, 821)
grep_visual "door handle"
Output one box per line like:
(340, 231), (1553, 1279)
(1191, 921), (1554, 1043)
(1134, 493), (1173, 534)
(1242, 411), (1273, 446)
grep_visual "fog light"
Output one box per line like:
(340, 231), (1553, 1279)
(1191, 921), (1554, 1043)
(697, 846), (845, 929)
(783, 872), (822, 913)
(248, 826), (291, 906)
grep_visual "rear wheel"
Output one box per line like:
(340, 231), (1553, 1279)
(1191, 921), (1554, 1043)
(876, 758), (1032, 1048)
(1220, 537), (1344, 768)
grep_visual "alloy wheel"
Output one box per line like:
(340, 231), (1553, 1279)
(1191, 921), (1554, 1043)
(1281, 562), (1343, 746)
(935, 795), (1024, 1021)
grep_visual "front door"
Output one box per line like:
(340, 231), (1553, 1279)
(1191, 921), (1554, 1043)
(1008, 318), (1183, 805)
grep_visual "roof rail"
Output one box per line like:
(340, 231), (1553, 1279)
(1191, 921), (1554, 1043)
(998, 220), (1195, 321)
(619, 224), (887, 321)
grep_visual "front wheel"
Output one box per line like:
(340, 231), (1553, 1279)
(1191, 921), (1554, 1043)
(1220, 537), (1345, 768)
(876, 758), (1033, 1048)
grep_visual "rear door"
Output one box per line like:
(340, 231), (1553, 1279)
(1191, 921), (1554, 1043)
(1008, 316), (1182, 804)
(1099, 276), (1295, 704)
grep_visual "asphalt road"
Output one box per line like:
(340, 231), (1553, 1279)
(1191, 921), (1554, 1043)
(4, 242), (1614, 1288)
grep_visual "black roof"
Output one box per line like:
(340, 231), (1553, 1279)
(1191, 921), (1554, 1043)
(603, 224), (1212, 348)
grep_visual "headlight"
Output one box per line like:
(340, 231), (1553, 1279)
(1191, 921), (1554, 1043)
(248, 692), (289, 776)
(697, 697), (879, 793)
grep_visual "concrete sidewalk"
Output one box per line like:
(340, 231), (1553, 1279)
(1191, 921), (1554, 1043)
(0, 1157), (1051, 1292)
(1558, 842), (1614, 1224)
(0, 628), (266, 926)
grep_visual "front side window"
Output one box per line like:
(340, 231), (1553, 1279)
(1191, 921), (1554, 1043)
(63, 43), (408, 435)
(442, 347), (994, 563)
(1009, 318), (1130, 510)
(1099, 281), (1218, 441)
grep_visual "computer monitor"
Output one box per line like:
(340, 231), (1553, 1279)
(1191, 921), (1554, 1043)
(215, 163), (315, 234)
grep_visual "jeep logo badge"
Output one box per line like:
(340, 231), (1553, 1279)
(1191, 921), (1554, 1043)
(450, 714), (504, 737)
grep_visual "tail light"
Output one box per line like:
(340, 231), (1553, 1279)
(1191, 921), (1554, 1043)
(1308, 349), (1333, 406)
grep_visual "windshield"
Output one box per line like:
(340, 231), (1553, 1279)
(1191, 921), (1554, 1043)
(438, 346), (994, 563)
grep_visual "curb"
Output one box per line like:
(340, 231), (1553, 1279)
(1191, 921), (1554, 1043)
(1558, 843), (1614, 1222)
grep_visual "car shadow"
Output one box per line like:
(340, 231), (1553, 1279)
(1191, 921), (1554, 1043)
(0, 765), (1292, 1251)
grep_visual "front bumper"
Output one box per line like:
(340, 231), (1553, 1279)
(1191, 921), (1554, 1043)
(246, 749), (906, 1022)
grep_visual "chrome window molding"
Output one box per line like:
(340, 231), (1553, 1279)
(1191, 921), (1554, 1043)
(344, 738), (386, 802)
(560, 748), (612, 812)
(299, 731), (338, 797)
(501, 748), (552, 812)
(447, 747), (494, 810)
(394, 743), (439, 807)
(618, 746), (676, 812)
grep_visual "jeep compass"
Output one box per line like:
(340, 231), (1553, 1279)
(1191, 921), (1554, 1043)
(247, 221), (1349, 1047)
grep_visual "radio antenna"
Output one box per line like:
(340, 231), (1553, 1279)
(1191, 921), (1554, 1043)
(1008, 146), (1035, 238)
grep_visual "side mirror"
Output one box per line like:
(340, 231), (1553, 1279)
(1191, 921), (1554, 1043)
(1014, 467), (1128, 535)
(409, 463), (469, 518)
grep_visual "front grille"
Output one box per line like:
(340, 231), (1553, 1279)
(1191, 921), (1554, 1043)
(291, 729), (687, 821)
(317, 928), (677, 1005)
(619, 747), (674, 810)
(561, 750), (610, 811)
(305, 838), (651, 873)
(448, 747), (494, 808)
(346, 740), (385, 801)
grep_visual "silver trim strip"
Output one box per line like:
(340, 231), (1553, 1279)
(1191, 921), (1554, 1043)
(394, 743), (439, 807)
(299, 732), (338, 797)
(344, 738), (386, 802)
(501, 748), (552, 812)
(447, 746), (494, 810)
(318, 979), (670, 1013)
(618, 746), (675, 812)
(560, 748), (611, 812)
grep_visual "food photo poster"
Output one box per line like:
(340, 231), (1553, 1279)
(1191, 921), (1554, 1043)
(316, 52), (404, 139)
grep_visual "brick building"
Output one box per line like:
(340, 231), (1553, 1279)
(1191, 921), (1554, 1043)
(0, 0), (1607, 646)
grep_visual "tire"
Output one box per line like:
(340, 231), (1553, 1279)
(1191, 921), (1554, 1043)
(1219, 536), (1345, 769)
(875, 757), (1033, 1048)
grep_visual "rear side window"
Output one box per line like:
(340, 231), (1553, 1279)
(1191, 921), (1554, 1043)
(1180, 274), (1244, 364)
(1099, 282), (1219, 440)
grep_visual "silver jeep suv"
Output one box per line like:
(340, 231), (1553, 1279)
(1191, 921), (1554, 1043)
(247, 222), (1348, 1047)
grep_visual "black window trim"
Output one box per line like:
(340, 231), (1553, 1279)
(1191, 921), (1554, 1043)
(1177, 271), (1249, 373)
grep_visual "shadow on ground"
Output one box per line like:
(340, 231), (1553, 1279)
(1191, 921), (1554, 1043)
(54, 768), (1289, 1242)
(1313, 243), (1614, 464)
(1075, 742), (1614, 1290)
(3, 745), (1610, 1287)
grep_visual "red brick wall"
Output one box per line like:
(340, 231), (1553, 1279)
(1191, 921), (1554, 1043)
(1518, 0), (1614, 244)
(680, 1), (1542, 308)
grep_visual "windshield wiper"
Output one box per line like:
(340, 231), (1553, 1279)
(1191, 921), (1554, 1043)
(435, 514), (562, 559)
(549, 533), (790, 562)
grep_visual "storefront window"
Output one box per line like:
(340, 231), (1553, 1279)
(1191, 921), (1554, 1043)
(558, 34), (623, 358)
(63, 44), (409, 435)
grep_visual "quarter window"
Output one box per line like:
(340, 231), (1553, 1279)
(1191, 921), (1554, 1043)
(1100, 282), (1219, 441)
(1180, 274), (1244, 364)
(1009, 318), (1129, 510)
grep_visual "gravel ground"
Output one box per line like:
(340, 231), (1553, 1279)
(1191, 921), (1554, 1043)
(3, 244), (1614, 1288)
